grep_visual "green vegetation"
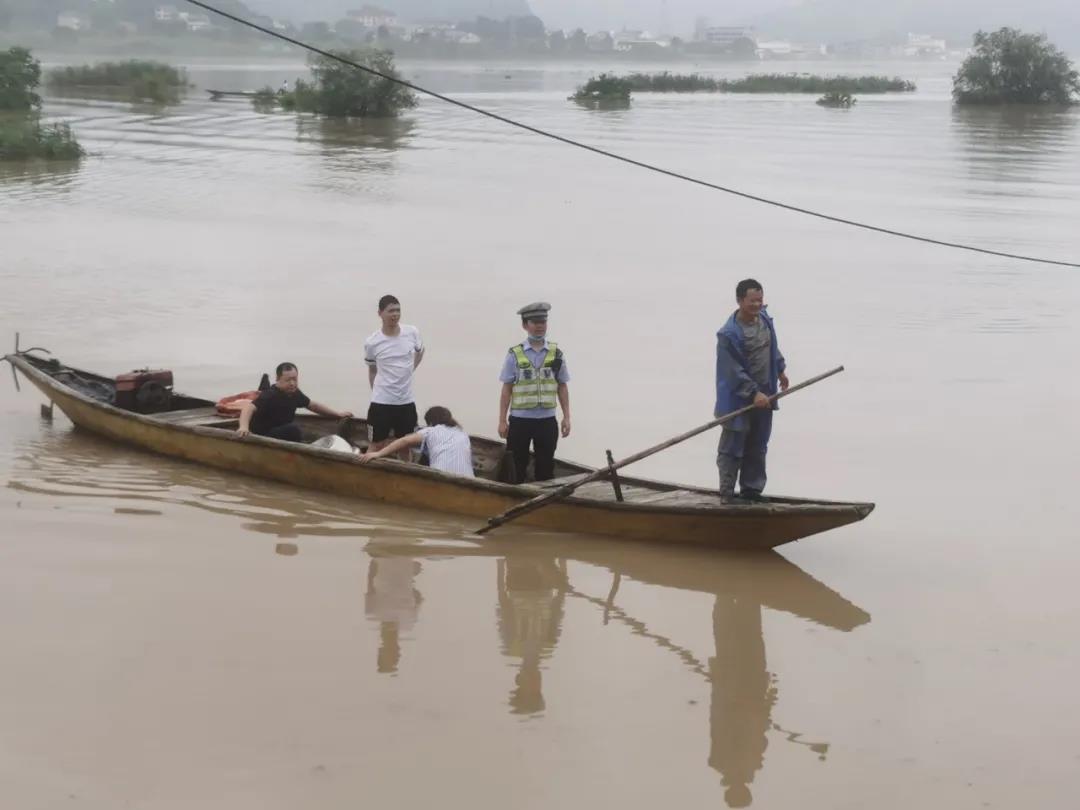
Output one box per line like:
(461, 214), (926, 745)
(953, 28), (1079, 105)
(0, 116), (82, 159)
(0, 47), (83, 161)
(274, 50), (417, 118)
(46, 60), (190, 104)
(622, 72), (915, 94)
(571, 73), (632, 104)
(0, 45), (40, 110)
(251, 86), (279, 113)
(816, 92), (856, 108)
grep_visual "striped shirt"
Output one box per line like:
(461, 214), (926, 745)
(419, 425), (475, 477)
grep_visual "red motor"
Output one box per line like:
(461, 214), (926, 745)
(114, 369), (174, 413)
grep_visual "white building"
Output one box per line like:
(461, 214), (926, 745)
(347, 5), (398, 29)
(755, 39), (793, 57)
(702, 26), (754, 45)
(613, 30), (668, 53)
(443, 29), (481, 44)
(184, 13), (212, 32)
(154, 5), (179, 22)
(903, 33), (947, 57)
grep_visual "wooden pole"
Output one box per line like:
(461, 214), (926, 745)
(475, 366), (844, 535)
(605, 449), (624, 502)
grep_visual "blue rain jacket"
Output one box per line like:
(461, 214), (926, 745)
(714, 307), (786, 429)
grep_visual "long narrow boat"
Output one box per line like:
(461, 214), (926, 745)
(4, 351), (873, 549)
(207, 89), (260, 100)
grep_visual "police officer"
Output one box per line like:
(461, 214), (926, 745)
(498, 302), (571, 483)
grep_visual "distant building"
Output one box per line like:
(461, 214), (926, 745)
(154, 5), (179, 22)
(444, 30), (481, 44)
(613, 29), (668, 54)
(903, 33), (947, 57)
(701, 26), (754, 46)
(57, 12), (90, 31)
(347, 5), (398, 29)
(827, 39), (891, 59)
(755, 39), (793, 58)
(184, 13), (212, 32)
(586, 31), (614, 52)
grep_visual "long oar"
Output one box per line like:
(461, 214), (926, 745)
(475, 366), (844, 535)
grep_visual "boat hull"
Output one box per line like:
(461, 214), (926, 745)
(7, 354), (872, 550)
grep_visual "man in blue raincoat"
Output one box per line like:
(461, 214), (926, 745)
(715, 279), (790, 502)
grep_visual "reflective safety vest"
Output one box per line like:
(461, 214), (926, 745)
(510, 342), (560, 410)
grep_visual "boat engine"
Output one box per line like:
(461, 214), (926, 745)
(114, 369), (174, 413)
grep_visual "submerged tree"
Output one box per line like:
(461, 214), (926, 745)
(46, 60), (190, 105)
(0, 46), (83, 160)
(570, 73), (633, 105)
(953, 28), (1080, 105)
(0, 46), (41, 112)
(816, 91), (856, 108)
(280, 50), (417, 118)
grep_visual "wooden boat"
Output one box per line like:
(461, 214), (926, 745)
(207, 89), (260, 100)
(4, 351), (874, 550)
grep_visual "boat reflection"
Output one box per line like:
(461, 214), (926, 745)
(497, 557), (568, 715)
(365, 557), (423, 674)
(5, 426), (465, 542)
(370, 539), (870, 807)
(7, 426), (869, 806)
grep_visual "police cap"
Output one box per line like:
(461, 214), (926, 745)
(517, 302), (551, 322)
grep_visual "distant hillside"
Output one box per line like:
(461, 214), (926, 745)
(0, 0), (260, 27)
(245, 1), (533, 25)
(755, 0), (1080, 49)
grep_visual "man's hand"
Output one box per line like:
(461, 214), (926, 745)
(358, 452), (377, 464)
(498, 419), (509, 439)
(561, 416), (571, 438)
(341, 411), (354, 419)
(236, 427), (250, 438)
(778, 372), (790, 392)
(753, 392), (770, 409)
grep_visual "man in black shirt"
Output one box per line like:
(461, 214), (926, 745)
(236, 362), (353, 442)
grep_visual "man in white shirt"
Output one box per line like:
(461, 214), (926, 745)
(364, 294), (424, 459)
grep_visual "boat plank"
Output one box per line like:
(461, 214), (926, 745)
(152, 407), (237, 428)
(625, 489), (720, 506)
(571, 480), (660, 502)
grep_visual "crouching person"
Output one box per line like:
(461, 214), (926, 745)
(359, 406), (475, 478)
(236, 362), (353, 442)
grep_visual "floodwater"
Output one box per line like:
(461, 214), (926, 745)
(2, 58), (1079, 807)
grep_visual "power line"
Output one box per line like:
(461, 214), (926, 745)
(184, 0), (1079, 269)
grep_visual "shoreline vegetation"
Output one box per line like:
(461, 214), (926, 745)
(571, 71), (915, 107)
(252, 50), (418, 118)
(0, 47), (83, 161)
(610, 72), (917, 94)
(46, 61), (191, 104)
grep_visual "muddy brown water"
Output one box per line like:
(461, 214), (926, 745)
(1, 59), (1078, 807)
